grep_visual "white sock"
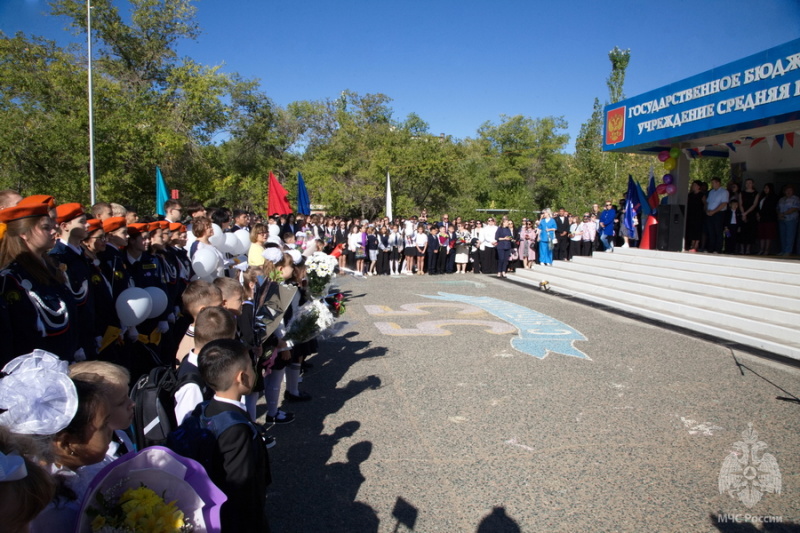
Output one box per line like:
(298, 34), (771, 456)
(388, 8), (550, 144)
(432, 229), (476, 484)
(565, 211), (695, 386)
(286, 363), (301, 396)
(265, 368), (286, 417)
(244, 392), (259, 421)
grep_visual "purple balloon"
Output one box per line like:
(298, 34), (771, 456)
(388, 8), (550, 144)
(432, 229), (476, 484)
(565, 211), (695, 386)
(658, 151), (670, 162)
(665, 183), (677, 195)
(662, 174), (674, 185)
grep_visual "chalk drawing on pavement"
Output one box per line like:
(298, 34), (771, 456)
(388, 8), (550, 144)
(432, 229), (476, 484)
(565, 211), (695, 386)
(679, 416), (724, 436)
(421, 292), (590, 360)
(364, 302), (484, 316)
(373, 320), (516, 336)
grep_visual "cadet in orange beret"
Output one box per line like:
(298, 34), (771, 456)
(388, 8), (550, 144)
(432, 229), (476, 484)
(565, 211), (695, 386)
(124, 222), (172, 369)
(97, 216), (129, 299)
(0, 199), (80, 365)
(81, 219), (124, 360)
(49, 203), (95, 360)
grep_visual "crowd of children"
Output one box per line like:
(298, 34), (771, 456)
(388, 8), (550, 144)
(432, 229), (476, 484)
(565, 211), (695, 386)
(0, 194), (325, 532)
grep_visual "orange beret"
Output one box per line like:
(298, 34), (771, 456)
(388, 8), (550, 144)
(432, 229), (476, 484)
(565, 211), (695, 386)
(102, 217), (126, 234)
(17, 195), (56, 210)
(127, 223), (149, 237)
(169, 222), (184, 232)
(154, 220), (170, 231)
(0, 203), (51, 223)
(55, 203), (84, 224)
(86, 218), (103, 233)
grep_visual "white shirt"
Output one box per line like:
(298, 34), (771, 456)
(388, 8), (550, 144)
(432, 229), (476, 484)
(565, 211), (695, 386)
(213, 394), (248, 413)
(480, 224), (498, 248)
(707, 187), (729, 212)
(347, 232), (363, 250)
(174, 350), (204, 423)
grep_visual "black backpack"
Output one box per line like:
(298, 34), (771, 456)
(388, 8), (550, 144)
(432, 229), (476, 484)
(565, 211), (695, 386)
(129, 365), (203, 450)
(166, 401), (258, 472)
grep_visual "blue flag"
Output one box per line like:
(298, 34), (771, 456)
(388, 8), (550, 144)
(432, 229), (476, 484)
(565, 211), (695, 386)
(156, 166), (169, 216)
(297, 172), (311, 216)
(623, 175), (639, 237)
(635, 179), (651, 220)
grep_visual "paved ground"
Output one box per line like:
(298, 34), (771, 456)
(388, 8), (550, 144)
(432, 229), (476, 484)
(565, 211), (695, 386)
(261, 273), (800, 533)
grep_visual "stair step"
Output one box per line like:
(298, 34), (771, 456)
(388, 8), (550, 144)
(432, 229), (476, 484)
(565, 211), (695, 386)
(509, 270), (800, 349)
(535, 262), (800, 313)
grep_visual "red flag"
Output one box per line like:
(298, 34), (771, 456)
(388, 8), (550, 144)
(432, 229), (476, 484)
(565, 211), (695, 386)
(267, 172), (293, 216)
(750, 137), (766, 148)
(787, 132), (795, 148)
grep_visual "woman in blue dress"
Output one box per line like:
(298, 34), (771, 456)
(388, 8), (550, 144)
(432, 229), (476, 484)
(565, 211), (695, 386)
(538, 208), (557, 266)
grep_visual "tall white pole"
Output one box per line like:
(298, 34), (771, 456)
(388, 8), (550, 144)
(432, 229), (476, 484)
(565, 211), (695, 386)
(87, 1), (96, 205)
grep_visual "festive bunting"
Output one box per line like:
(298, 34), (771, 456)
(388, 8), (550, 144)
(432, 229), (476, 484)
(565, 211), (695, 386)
(750, 137), (765, 148)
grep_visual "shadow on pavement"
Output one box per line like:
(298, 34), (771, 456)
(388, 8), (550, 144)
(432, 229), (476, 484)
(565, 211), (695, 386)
(476, 506), (522, 532)
(266, 330), (385, 532)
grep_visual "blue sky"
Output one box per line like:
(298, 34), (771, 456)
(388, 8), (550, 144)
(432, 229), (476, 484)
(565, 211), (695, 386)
(2, 0), (799, 152)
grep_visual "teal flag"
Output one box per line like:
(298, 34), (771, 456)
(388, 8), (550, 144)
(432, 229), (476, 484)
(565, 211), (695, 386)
(156, 166), (169, 216)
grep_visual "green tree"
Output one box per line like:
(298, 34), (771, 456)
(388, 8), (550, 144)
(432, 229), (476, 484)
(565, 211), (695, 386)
(0, 0), (270, 211)
(0, 33), (90, 200)
(607, 46), (630, 104)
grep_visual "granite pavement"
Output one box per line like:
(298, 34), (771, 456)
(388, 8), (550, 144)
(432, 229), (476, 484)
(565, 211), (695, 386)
(261, 272), (800, 533)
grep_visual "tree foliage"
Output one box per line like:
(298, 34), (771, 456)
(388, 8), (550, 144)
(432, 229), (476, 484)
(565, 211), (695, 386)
(0, 5), (669, 219)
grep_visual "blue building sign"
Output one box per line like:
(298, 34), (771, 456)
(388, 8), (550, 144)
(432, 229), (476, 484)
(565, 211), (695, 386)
(604, 39), (800, 153)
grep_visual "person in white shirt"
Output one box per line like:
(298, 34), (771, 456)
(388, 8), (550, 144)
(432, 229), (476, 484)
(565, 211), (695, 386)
(174, 306), (237, 424)
(704, 177), (729, 253)
(479, 217), (498, 274)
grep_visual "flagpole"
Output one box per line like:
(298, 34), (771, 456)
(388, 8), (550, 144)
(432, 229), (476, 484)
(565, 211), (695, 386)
(386, 171), (393, 222)
(87, 1), (96, 205)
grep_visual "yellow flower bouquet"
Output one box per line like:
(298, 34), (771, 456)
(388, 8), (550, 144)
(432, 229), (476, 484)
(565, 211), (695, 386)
(77, 446), (227, 533)
(87, 485), (189, 532)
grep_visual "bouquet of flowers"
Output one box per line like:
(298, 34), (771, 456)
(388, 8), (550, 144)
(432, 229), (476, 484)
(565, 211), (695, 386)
(77, 447), (227, 533)
(86, 485), (188, 532)
(305, 253), (337, 297)
(323, 292), (347, 317)
(283, 299), (336, 344)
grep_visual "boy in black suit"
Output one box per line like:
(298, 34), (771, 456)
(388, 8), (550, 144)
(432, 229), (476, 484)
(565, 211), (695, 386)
(426, 225), (440, 275)
(199, 338), (272, 532)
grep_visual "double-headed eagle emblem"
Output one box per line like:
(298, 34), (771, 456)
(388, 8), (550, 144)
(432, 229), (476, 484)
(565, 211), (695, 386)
(719, 424), (781, 508)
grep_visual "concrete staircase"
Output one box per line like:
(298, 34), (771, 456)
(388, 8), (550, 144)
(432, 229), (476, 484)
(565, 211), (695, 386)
(508, 248), (800, 361)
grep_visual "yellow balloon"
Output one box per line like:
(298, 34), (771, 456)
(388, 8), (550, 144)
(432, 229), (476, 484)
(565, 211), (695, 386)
(663, 157), (676, 171)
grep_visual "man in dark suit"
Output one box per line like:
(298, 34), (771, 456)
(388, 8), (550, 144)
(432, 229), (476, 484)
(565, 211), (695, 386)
(230, 209), (251, 232)
(555, 208), (571, 261)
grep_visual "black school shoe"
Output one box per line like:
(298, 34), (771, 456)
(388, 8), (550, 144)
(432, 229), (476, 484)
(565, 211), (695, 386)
(284, 390), (312, 402)
(265, 410), (295, 424)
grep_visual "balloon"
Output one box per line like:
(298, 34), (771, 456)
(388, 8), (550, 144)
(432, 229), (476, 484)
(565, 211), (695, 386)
(663, 157), (676, 171)
(658, 151), (670, 162)
(656, 184), (668, 195)
(116, 288), (153, 327)
(143, 287), (168, 319)
(669, 147), (680, 159)
(224, 233), (241, 255)
(665, 183), (677, 195)
(662, 174), (674, 185)
(192, 248), (219, 279)
(234, 229), (251, 255)
(209, 223), (225, 248)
